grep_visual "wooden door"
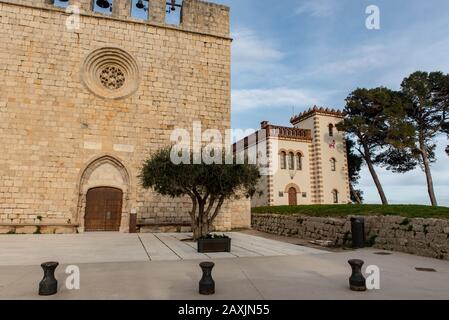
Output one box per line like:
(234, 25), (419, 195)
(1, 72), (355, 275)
(288, 187), (297, 206)
(85, 187), (123, 231)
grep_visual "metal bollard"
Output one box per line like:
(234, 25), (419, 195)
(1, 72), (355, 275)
(39, 261), (59, 296)
(350, 217), (365, 248)
(199, 262), (215, 295)
(348, 259), (366, 292)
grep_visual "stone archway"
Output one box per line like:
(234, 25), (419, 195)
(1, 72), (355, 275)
(76, 155), (131, 232)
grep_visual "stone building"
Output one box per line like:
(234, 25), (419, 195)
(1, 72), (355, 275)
(0, 0), (250, 234)
(236, 107), (351, 207)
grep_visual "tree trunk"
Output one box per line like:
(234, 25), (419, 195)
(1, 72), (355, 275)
(420, 145), (438, 206)
(350, 183), (362, 204)
(362, 148), (388, 205)
(193, 223), (210, 240)
(192, 198), (216, 240)
(190, 194), (224, 241)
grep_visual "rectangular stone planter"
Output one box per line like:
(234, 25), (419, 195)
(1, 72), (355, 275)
(197, 237), (231, 253)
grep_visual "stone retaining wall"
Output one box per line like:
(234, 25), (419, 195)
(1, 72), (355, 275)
(252, 214), (449, 260)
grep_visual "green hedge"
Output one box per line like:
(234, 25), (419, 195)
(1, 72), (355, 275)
(251, 205), (449, 219)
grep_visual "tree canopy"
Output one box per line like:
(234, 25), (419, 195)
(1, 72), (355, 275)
(337, 71), (449, 207)
(337, 87), (404, 205)
(400, 71), (449, 206)
(140, 147), (260, 239)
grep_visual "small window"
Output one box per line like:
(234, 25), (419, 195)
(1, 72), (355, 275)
(332, 190), (339, 204)
(53, 0), (69, 8)
(279, 192), (284, 197)
(288, 152), (295, 170)
(296, 153), (302, 171)
(280, 152), (287, 170)
(330, 158), (336, 172)
(93, 0), (114, 15)
(131, 0), (149, 20)
(328, 124), (334, 137)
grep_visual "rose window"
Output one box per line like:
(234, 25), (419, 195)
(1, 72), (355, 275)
(99, 66), (126, 90)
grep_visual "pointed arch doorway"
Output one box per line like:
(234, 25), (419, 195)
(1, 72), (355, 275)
(77, 155), (131, 233)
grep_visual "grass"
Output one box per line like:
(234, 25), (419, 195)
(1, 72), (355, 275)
(251, 204), (449, 219)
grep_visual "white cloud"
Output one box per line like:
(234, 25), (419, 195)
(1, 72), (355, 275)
(313, 44), (388, 75)
(231, 28), (288, 84)
(302, 17), (449, 87)
(294, 0), (336, 17)
(232, 28), (284, 64)
(232, 87), (321, 112)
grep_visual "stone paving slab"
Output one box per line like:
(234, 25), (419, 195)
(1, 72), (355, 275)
(138, 233), (180, 261)
(0, 234), (149, 266)
(0, 232), (328, 266)
(168, 232), (327, 257)
(227, 232), (324, 255)
(152, 234), (210, 260)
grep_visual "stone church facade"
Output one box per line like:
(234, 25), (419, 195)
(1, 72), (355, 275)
(237, 107), (351, 207)
(0, 0), (250, 234)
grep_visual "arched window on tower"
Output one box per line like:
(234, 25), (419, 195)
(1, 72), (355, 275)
(280, 152), (287, 170)
(166, 0), (183, 25)
(131, 0), (150, 20)
(330, 158), (337, 172)
(288, 152), (295, 170)
(328, 124), (334, 137)
(296, 153), (302, 171)
(93, 0), (114, 15)
(332, 189), (339, 204)
(53, 0), (69, 8)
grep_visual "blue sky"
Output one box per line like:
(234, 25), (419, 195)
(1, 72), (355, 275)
(54, 0), (449, 206)
(212, 0), (449, 206)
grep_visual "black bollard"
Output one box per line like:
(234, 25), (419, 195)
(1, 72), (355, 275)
(39, 261), (59, 296)
(348, 259), (366, 292)
(350, 217), (365, 248)
(199, 262), (215, 295)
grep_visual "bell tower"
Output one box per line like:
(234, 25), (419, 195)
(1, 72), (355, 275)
(0, 0), (243, 234)
(291, 107), (350, 204)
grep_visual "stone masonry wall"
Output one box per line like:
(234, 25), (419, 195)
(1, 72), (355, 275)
(252, 214), (449, 260)
(0, 0), (250, 233)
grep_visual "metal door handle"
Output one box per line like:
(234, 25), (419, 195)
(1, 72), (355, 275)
(106, 212), (111, 220)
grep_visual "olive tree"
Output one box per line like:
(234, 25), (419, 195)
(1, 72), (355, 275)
(140, 147), (260, 240)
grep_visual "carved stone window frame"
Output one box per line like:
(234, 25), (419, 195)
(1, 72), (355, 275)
(81, 46), (141, 100)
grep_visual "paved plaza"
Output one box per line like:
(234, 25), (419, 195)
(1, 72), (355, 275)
(0, 232), (325, 266)
(0, 232), (448, 299)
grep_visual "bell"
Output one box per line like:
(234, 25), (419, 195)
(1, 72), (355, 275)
(96, 0), (110, 9)
(170, 0), (176, 11)
(136, 0), (144, 9)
